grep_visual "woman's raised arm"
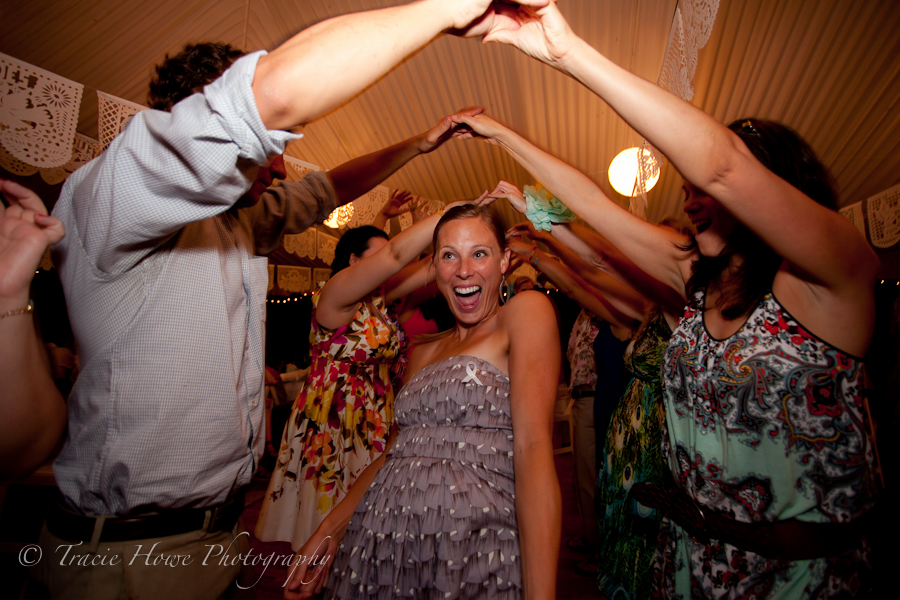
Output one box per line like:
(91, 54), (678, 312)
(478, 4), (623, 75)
(460, 129), (688, 298)
(507, 233), (646, 325)
(484, 1), (878, 296)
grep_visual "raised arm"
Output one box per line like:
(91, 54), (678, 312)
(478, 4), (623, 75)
(504, 290), (561, 599)
(0, 181), (67, 480)
(371, 190), (416, 232)
(328, 109), (481, 207)
(458, 114), (690, 296)
(524, 220), (688, 315)
(253, 0), (550, 129)
(507, 234), (646, 325)
(383, 255), (435, 305)
(484, 1), (878, 298)
(492, 178), (686, 313)
(252, 111), (476, 254)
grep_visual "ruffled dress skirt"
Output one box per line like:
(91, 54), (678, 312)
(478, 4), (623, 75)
(325, 356), (521, 599)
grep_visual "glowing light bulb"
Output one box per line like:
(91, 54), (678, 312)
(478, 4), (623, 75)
(608, 147), (660, 197)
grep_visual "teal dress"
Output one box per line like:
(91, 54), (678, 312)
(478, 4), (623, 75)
(596, 312), (672, 600)
(655, 291), (875, 599)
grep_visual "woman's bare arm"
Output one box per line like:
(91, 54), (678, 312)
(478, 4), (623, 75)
(504, 290), (561, 599)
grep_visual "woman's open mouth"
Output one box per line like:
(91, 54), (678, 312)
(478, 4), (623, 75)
(454, 285), (482, 311)
(692, 219), (711, 233)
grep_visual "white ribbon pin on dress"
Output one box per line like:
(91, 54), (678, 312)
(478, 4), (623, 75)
(461, 361), (484, 386)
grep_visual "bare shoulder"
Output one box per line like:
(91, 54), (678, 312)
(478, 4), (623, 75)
(503, 290), (556, 319)
(501, 290), (557, 326)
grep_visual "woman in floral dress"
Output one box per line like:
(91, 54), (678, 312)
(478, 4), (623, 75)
(256, 225), (401, 549)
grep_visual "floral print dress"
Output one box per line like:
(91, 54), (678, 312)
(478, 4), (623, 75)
(255, 289), (406, 550)
(653, 291), (876, 599)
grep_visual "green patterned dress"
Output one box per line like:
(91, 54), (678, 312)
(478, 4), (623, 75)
(597, 312), (672, 600)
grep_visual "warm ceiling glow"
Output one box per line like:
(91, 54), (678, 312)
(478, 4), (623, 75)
(324, 204), (354, 228)
(608, 147), (660, 197)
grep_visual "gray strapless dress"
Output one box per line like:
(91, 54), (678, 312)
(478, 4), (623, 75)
(326, 356), (522, 599)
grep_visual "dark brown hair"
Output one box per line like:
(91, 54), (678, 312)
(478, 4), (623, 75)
(331, 225), (389, 276)
(148, 43), (245, 111)
(684, 118), (837, 318)
(431, 204), (507, 256)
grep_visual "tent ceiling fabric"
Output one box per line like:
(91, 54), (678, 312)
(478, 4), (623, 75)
(3, 0), (899, 230)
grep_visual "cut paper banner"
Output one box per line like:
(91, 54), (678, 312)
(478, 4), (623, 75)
(0, 52), (83, 169)
(633, 0), (721, 219)
(97, 91), (147, 150)
(283, 155), (320, 180)
(316, 231), (338, 265)
(283, 228), (317, 259)
(277, 265), (313, 293)
(867, 183), (900, 249)
(0, 132), (100, 184)
(313, 268), (332, 286)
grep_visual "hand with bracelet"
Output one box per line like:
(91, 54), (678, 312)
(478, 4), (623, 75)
(488, 177), (575, 232)
(0, 179), (67, 480)
(487, 179), (527, 213)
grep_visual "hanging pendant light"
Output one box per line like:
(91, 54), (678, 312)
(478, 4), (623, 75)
(608, 147), (660, 197)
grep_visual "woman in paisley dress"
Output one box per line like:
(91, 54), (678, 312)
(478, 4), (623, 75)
(450, 5), (879, 597)
(256, 109), (483, 550)
(285, 204), (561, 600)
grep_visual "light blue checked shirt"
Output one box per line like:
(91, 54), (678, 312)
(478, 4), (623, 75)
(51, 51), (336, 516)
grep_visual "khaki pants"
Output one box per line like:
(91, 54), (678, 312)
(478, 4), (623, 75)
(30, 518), (257, 600)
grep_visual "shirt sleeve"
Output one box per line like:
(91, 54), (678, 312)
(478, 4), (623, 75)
(248, 171), (340, 255)
(62, 50), (301, 275)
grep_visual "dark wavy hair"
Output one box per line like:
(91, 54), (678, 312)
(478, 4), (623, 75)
(684, 118), (837, 318)
(330, 226), (390, 276)
(431, 204), (507, 256)
(147, 43), (245, 111)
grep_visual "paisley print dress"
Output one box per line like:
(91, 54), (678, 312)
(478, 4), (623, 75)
(654, 291), (876, 599)
(256, 290), (406, 549)
(597, 311), (672, 600)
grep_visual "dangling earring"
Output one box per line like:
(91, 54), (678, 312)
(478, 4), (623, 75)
(499, 274), (509, 304)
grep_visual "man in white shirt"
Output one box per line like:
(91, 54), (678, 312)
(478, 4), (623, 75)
(36, 2), (550, 597)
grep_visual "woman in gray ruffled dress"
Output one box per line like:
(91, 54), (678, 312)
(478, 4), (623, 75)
(285, 204), (562, 600)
